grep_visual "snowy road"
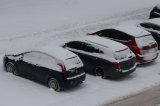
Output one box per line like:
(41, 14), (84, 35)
(0, 0), (160, 106)
(105, 84), (160, 106)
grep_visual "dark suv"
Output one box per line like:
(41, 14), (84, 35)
(63, 36), (136, 79)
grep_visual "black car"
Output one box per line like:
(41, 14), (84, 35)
(3, 47), (85, 91)
(150, 5), (160, 19)
(63, 36), (136, 79)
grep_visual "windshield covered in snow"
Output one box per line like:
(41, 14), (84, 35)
(135, 35), (155, 48)
(63, 56), (83, 70)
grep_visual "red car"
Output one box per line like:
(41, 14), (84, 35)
(88, 25), (159, 64)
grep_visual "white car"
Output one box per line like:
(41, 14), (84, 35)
(89, 23), (159, 63)
(3, 46), (85, 91)
(120, 19), (160, 49)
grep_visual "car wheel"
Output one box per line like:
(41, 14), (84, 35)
(48, 78), (61, 91)
(94, 67), (104, 78)
(6, 62), (19, 76)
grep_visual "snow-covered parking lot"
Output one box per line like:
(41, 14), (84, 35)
(0, 0), (160, 106)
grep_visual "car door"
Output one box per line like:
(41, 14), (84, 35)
(80, 42), (99, 73)
(65, 41), (98, 73)
(17, 52), (40, 78)
(33, 53), (58, 82)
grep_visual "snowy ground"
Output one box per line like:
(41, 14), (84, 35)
(0, 0), (160, 106)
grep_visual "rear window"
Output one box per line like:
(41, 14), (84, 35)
(64, 56), (83, 70)
(114, 48), (132, 60)
(135, 35), (155, 48)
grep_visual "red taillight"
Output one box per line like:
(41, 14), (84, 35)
(113, 62), (121, 71)
(151, 43), (157, 48)
(142, 44), (157, 50)
(58, 63), (66, 72)
(132, 46), (141, 54)
(142, 46), (150, 50)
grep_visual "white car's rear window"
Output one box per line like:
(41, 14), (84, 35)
(135, 35), (155, 48)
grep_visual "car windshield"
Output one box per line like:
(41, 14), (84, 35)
(135, 35), (155, 48)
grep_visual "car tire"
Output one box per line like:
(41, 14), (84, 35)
(5, 62), (19, 76)
(48, 78), (61, 91)
(94, 66), (105, 78)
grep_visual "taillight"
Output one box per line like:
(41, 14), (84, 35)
(142, 44), (157, 50)
(58, 63), (66, 72)
(132, 46), (140, 54)
(142, 46), (150, 50)
(113, 62), (121, 71)
(151, 43), (157, 48)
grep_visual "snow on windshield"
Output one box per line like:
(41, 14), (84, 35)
(135, 35), (156, 48)
(114, 48), (133, 61)
(64, 56), (83, 70)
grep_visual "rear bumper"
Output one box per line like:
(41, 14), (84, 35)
(110, 63), (136, 78)
(137, 52), (159, 64)
(67, 72), (86, 86)
(61, 72), (86, 89)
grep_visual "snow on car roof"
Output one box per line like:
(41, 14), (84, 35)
(113, 23), (150, 37)
(37, 46), (77, 60)
(80, 36), (127, 52)
(7, 46), (77, 61)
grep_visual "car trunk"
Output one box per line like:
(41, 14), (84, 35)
(135, 35), (158, 55)
(119, 57), (136, 71)
(63, 56), (83, 71)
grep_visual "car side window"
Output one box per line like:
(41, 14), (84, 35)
(103, 30), (132, 41)
(66, 41), (83, 50)
(97, 30), (112, 38)
(141, 23), (160, 31)
(152, 24), (160, 31)
(81, 42), (103, 53)
(23, 52), (41, 65)
(140, 23), (152, 29)
(23, 52), (58, 69)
